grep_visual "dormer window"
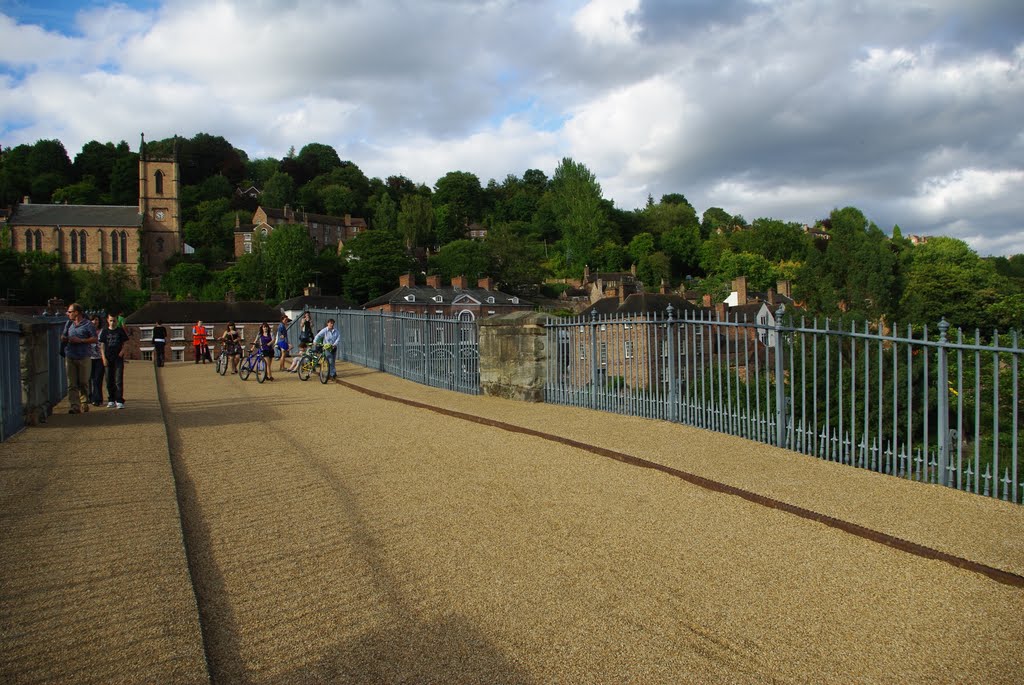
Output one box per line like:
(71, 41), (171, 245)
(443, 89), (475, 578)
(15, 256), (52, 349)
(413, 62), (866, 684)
(432, 295), (443, 303)
(486, 296), (495, 304)
(404, 294), (416, 302)
(511, 297), (519, 304)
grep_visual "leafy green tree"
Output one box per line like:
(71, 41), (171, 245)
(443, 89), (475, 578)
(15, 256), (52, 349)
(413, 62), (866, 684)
(434, 171), (483, 228)
(661, 223), (702, 277)
(341, 230), (415, 304)
(899, 237), (1003, 329)
(627, 232), (655, 263)
(370, 192), (398, 233)
(732, 218), (808, 263)
(321, 184), (357, 217)
(28, 139), (73, 185)
(263, 224), (316, 300)
(52, 177), (102, 205)
(18, 251), (74, 304)
(72, 266), (143, 312)
(261, 171), (295, 209)
(297, 143), (342, 178)
(245, 158), (279, 187)
(109, 152), (139, 205)
(715, 251), (778, 291)
(546, 157), (612, 276)
(638, 251), (671, 289)
(986, 294), (1024, 332)
(428, 240), (490, 282)
(233, 238), (273, 300)
(73, 140), (119, 192)
(162, 262), (212, 300)
(0, 144), (33, 206)
(311, 247), (348, 296)
(591, 240), (629, 272)
(484, 223), (547, 295)
(701, 207), (738, 238)
(398, 194), (433, 250)
(183, 198), (233, 258)
(639, 196), (700, 240)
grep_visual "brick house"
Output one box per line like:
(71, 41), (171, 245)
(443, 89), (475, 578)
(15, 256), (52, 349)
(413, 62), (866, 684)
(123, 298), (282, 362)
(4, 134), (183, 283)
(277, 285), (353, 322)
(235, 205), (367, 257)
(363, 274), (533, 320)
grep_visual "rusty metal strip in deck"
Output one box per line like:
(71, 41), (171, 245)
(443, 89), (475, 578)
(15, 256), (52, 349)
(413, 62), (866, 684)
(339, 379), (1024, 590)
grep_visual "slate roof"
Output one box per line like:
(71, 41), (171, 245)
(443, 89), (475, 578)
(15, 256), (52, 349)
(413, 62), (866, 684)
(260, 207), (367, 229)
(581, 293), (707, 318)
(277, 294), (354, 311)
(363, 286), (531, 309)
(9, 204), (142, 228)
(124, 301), (282, 325)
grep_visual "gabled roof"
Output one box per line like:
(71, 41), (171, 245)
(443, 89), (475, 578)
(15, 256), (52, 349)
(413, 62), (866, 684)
(124, 301), (282, 325)
(363, 286), (530, 309)
(9, 204), (142, 228)
(261, 207), (367, 228)
(277, 294), (354, 310)
(581, 293), (707, 318)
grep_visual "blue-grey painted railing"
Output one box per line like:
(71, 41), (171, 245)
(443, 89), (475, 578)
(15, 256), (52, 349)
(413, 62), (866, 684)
(0, 318), (22, 442)
(545, 306), (1022, 504)
(288, 308), (480, 395)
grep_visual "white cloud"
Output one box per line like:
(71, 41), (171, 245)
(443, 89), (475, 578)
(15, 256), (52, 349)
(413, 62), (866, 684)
(572, 0), (640, 45)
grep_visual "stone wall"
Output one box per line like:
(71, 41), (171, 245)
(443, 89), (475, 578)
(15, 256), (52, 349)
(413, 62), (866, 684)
(479, 311), (552, 402)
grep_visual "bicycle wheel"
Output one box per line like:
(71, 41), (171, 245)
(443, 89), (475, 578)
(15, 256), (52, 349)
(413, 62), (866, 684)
(256, 356), (268, 383)
(297, 354), (312, 381)
(217, 352), (228, 376)
(239, 358), (251, 380)
(318, 356), (330, 384)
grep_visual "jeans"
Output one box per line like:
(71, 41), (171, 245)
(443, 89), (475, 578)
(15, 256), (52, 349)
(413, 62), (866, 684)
(90, 358), (105, 404)
(65, 357), (90, 410)
(105, 358), (125, 404)
(326, 349), (337, 378)
(154, 342), (165, 366)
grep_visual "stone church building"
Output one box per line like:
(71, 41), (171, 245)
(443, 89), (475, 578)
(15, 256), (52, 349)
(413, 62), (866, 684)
(5, 134), (183, 284)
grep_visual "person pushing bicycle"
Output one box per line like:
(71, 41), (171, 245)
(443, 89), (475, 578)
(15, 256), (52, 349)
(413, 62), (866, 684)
(313, 318), (342, 383)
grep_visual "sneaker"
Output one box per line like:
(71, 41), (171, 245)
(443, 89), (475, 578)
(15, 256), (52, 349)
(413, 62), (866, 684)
(115, 402), (125, 409)
(107, 401), (116, 408)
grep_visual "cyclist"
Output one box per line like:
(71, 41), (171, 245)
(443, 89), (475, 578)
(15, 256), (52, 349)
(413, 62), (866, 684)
(312, 318), (342, 383)
(254, 322), (276, 381)
(221, 322), (243, 373)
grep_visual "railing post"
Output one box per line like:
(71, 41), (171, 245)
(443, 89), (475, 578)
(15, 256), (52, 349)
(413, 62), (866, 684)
(378, 309), (385, 371)
(666, 305), (677, 422)
(774, 304), (787, 448)
(937, 318), (950, 486)
(590, 309), (599, 406)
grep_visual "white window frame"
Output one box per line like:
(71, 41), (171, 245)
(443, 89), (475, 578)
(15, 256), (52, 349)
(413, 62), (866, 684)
(171, 346), (186, 362)
(140, 347), (154, 362)
(625, 341), (634, 359)
(139, 326), (154, 342)
(171, 327), (185, 341)
(404, 294), (416, 302)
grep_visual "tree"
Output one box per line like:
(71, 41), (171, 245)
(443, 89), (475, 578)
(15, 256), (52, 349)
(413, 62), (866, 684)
(638, 251), (671, 289)
(73, 140), (119, 192)
(899, 237), (1003, 329)
(627, 232), (655, 264)
(661, 223), (702, 277)
(261, 171), (295, 209)
(52, 177), (102, 205)
(162, 262), (212, 300)
(545, 157), (612, 276)
(484, 223), (546, 295)
(591, 240), (629, 272)
(71, 266), (142, 313)
(109, 152), (139, 205)
(428, 240), (490, 282)
(296, 143), (342, 178)
(370, 192), (398, 233)
(732, 218), (808, 263)
(433, 171), (483, 229)
(183, 198), (234, 259)
(701, 207), (738, 238)
(245, 158), (279, 188)
(341, 230), (415, 304)
(397, 194), (433, 250)
(263, 224), (316, 300)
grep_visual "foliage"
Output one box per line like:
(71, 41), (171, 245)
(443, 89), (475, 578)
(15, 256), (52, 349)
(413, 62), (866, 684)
(428, 239), (490, 282)
(71, 266), (144, 312)
(546, 158), (612, 276)
(484, 223), (547, 295)
(398, 194), (433, 250)
(263, 224), (317, 300)
(341, 230), (415, 304)
(261, 171), (295, 209)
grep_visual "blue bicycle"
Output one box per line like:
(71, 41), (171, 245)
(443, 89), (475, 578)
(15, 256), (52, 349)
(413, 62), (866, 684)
(238, 344), (268, 383)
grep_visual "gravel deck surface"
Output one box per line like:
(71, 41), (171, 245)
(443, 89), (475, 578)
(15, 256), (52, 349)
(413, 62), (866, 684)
(2, 361), (1022, 684)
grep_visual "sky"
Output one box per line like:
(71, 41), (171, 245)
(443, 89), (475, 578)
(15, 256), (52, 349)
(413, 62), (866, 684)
(2, 0), (1023, 256)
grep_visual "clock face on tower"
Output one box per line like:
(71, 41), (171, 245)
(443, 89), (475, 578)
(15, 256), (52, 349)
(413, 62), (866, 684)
(155, 210), (165, 220)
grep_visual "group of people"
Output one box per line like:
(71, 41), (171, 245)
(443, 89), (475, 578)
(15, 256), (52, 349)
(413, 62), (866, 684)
(207, 312), (343, 383)
(61, 303), (129, 414)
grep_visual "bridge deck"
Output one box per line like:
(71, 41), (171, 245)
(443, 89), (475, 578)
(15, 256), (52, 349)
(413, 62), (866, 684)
(2, 362), (1022, 684)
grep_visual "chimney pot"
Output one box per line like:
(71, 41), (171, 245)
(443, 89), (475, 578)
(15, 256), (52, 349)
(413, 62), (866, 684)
(451, 275), (468, 289)
(426, 274), (442, 288)
(399, 273), (416, 288)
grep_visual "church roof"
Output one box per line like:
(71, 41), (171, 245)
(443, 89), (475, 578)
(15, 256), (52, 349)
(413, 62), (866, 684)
(9, 204), (142, 228)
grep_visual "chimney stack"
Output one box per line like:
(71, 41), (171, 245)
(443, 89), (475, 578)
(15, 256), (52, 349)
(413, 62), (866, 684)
(451, 275), (468, 289)
(732, 276), (748, 305)
(477, 276), (495, 290)
(303, 283), (320, 297)
(702, 294), (712, 308)
(659, 279), (668, 295)
(426, 274), (442, 288)
(399, 273), (416, 288)
(777, 280), (792, 298)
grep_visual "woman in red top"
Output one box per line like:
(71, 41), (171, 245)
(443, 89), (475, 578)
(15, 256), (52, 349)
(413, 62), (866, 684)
(192, 320), (208, 364)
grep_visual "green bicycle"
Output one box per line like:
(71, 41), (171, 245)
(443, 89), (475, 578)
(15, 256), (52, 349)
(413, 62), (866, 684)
(297, 343), (331, 384)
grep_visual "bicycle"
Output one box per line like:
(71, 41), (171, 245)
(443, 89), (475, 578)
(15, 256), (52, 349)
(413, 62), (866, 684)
(214, 344), (230, 376)
(238, 344), (268, 383)
(297, 343), (331, 384)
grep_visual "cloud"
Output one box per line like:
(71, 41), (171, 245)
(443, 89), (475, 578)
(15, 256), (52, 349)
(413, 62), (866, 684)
(1, 0), (1022, 255)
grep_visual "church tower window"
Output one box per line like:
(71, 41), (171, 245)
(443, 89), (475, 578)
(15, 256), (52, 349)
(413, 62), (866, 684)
(155, 170), (164, 195)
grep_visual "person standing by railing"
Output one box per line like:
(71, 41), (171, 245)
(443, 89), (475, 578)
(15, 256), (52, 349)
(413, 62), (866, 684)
(99, 313), (129, 409)
(61, 303), (98, 415)
(313, 318), (342, 384)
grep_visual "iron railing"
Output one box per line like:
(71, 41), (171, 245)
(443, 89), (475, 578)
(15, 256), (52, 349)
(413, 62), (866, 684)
(288, 308), (480, 395)
(0, 318), (21, 441)
(546, 307), (1022, 504)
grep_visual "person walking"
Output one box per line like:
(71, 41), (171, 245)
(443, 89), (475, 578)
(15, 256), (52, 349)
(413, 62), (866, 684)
(88, 314), (105, 407)
(99, 313), (130, 409)
(276, 315), (291, 372)
(298, 312), (314, 347)
(153, 320), (167, 367)
(61, 303), (98, 414)
(192, 320), (208, 364)
(313, 318), (342, 383)
(255, 322), (275, 381)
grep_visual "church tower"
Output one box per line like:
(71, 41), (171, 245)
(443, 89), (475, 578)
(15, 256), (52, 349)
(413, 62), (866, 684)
(138, 133), (182, 276)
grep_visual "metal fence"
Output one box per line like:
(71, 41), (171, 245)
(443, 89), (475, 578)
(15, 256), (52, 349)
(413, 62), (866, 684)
(546, 306), (1022, 504)
(0, 318), (21, 441)
(288, 308), (480, 394)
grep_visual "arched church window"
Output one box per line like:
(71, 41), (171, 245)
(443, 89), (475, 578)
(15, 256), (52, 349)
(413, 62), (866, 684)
(155, 169), (164, 195)
(70, 230), (78, 263)
(119, 231), (128, 263)
(34, 230), (42, 251)
(156, 237), (164, 253)
(79, 231), (87, 263)
(112, 231), (119, 262)
(25, 230), (32, 251)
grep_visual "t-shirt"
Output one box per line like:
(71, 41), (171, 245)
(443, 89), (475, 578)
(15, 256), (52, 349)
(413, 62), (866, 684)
(64, 319), (98, 360)
(153, 326), (167, 343)
(99, 327), (130, 359)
